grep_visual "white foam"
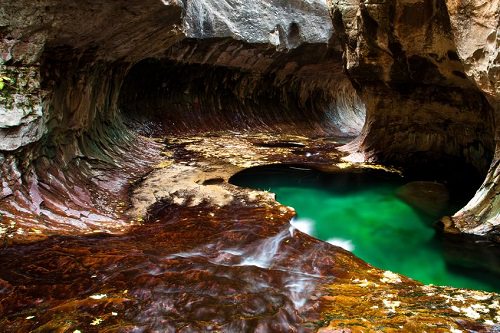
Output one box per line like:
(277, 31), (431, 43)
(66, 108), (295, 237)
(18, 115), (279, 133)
(326, 238), (355, 252)
(221, 249), (243, 256)
(289, 218), (314, 236)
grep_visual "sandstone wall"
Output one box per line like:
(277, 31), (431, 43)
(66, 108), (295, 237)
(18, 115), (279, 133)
(446, 0), (499, 235)
(331, 0), (498, 235)
(0, 0), (498, 237)
(0, 0), (341, 239)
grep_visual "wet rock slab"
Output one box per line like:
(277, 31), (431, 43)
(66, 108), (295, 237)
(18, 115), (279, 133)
(2, 196), (498, 332)
(0, 131), (499, 332)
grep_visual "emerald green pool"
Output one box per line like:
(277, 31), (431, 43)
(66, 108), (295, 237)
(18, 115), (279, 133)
(230, 165), (500, 292)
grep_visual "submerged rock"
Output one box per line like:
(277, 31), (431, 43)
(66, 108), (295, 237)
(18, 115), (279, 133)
(396, 181), (450, 217)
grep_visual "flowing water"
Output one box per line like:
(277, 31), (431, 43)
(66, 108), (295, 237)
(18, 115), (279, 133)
(0, 195), (348, 332)
(2, 163), (499, 331)
(230, 165), (500, 292)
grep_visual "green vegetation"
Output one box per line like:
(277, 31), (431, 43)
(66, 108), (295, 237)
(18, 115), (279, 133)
(0, 75), (14, 91)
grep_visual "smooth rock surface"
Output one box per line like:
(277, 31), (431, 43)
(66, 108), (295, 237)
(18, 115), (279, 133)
(444, 0), (500, 237)
(182, 0), (333, 49)
(396, 181), (450, 217)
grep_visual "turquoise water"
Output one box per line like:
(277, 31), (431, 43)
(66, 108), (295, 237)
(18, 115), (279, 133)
(230, 165), (500, 292)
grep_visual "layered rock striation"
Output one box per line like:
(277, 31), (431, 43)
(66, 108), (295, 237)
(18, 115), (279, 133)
(334, 0), (499, 236)
(1, 0), (363, 239)
(332, 0), (497, 220)
(1, 0), (500, 331)
(445, 0), (499, 236)
(1, 0), (497, 238)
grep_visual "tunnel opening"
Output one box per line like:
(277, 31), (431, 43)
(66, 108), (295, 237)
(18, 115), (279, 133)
(114, 48), (496, 244)
(118, 40), (367, 140)
(115, 35), (496, 209)
(117, 46), (491, 202)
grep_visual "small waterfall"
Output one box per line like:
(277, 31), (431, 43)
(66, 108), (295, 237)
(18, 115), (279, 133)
(163, 223), (324, 312)
(240, 228), (290, 268)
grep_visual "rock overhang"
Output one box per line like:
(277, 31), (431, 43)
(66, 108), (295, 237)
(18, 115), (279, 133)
(0, 0), (498, 237)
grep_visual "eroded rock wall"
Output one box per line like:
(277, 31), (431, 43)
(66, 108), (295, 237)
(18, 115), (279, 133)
(0, 0), (498, 239)
(446, 0), (499, 236)
(120, 40), (365, 137)
(447, 0), (499, 101)
(0, 0), (184, 237)
(332, 0), (494, 172)
(0, 0), (344, 240)
(182, 0), (333, 48)
(331, 0), (498, 235)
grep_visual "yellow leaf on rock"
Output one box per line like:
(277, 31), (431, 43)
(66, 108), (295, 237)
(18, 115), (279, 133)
(90, 318), (103, 326)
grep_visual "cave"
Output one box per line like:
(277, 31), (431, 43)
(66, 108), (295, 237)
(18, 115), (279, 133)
(118, 45), (366, 138)
(0, 0), (499, 332)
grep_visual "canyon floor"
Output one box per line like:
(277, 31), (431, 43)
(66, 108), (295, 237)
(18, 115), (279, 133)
(1, 130), (499, 332)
